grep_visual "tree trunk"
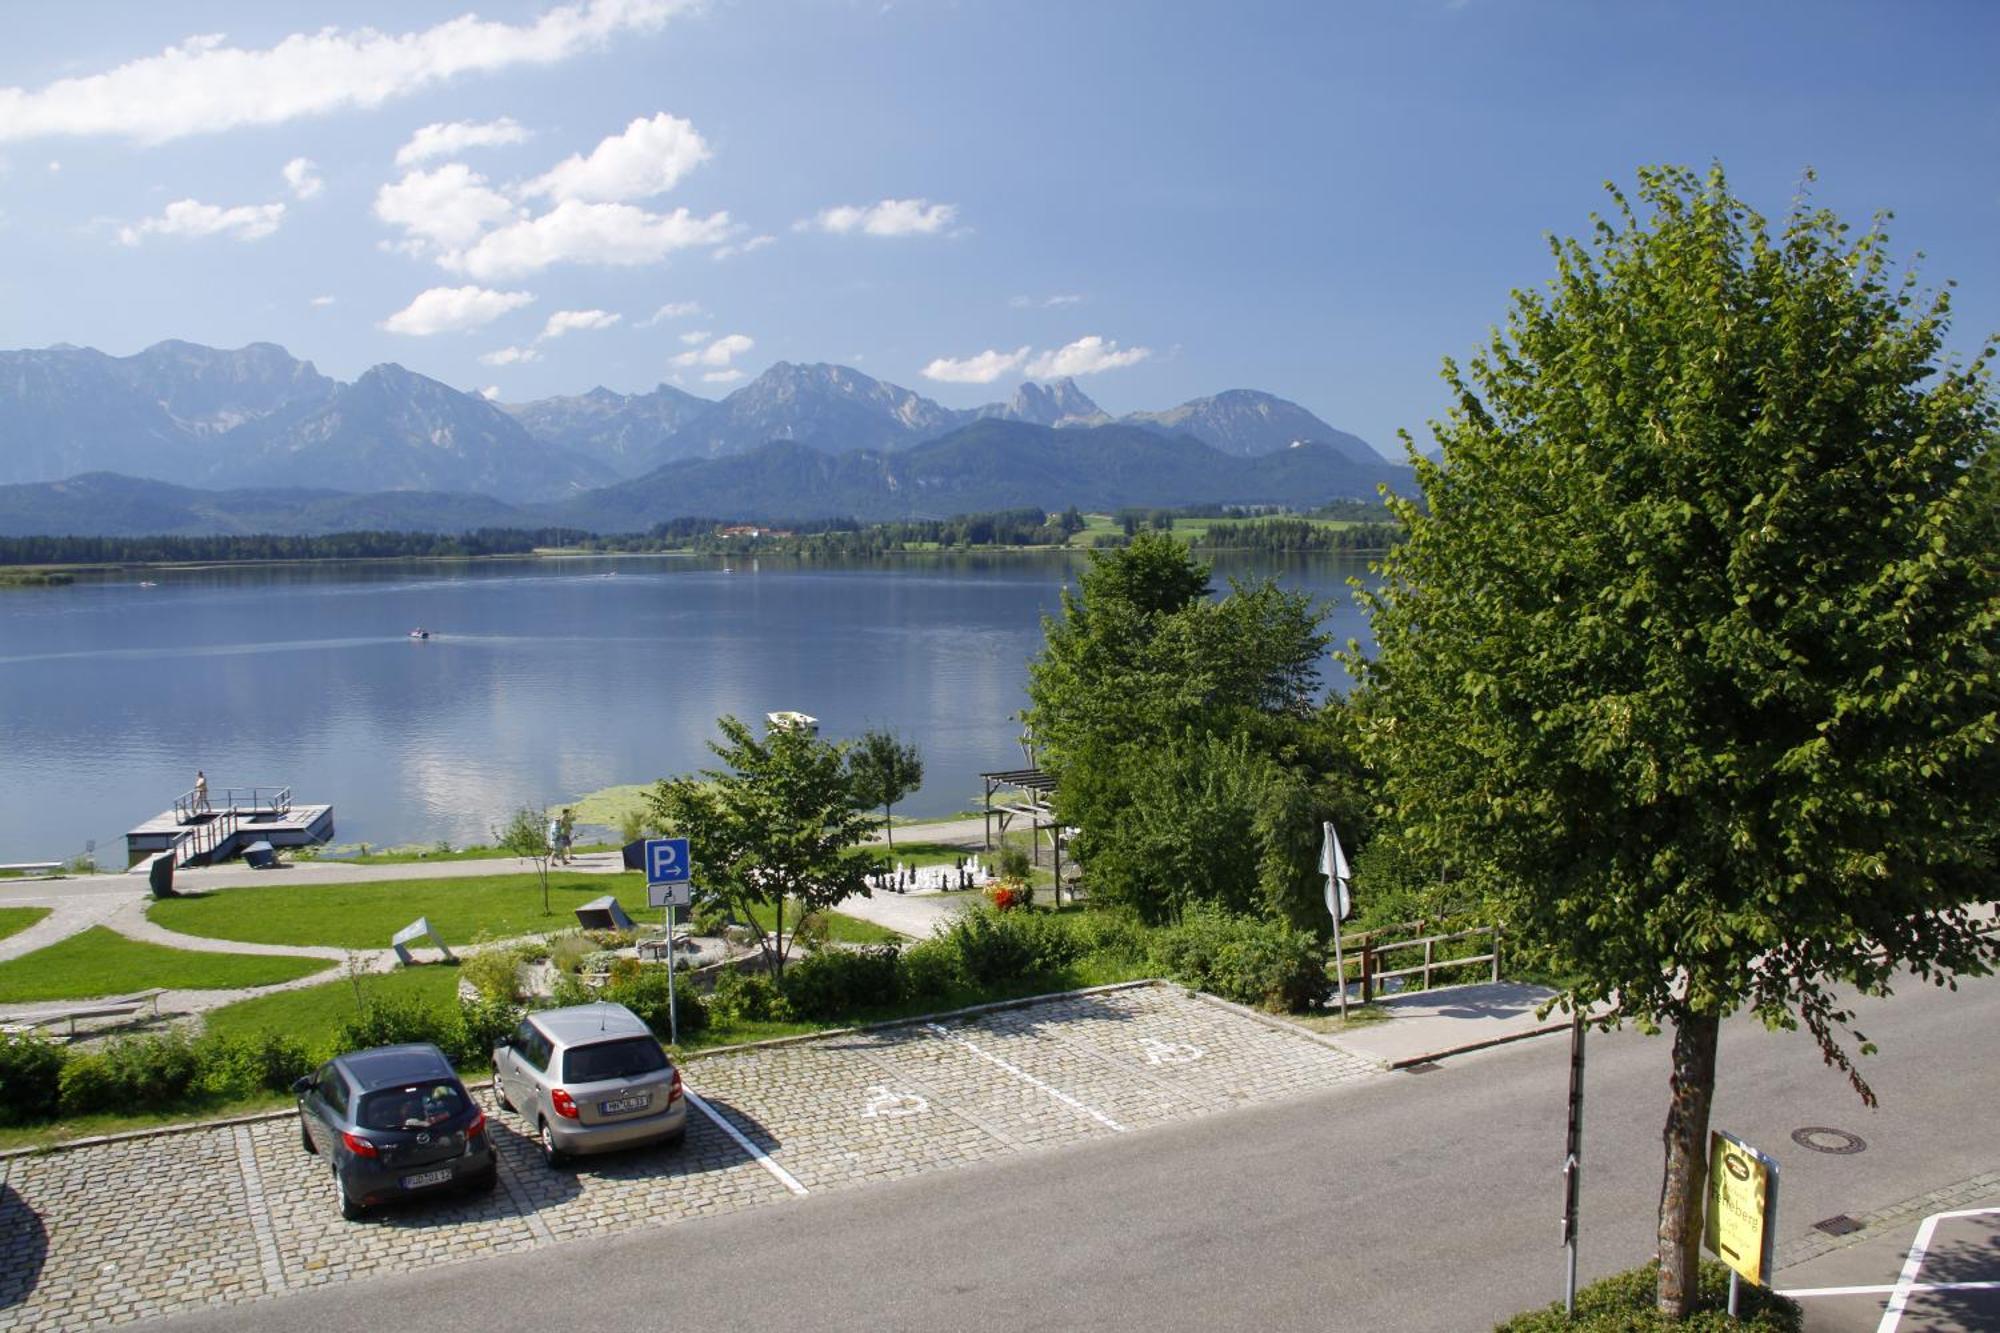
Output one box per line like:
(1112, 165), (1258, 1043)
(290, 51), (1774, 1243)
(1657, 1010), (1721, 1317)
(884, 806), (895, 850)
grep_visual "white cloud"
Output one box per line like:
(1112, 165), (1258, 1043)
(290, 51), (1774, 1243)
(309, 294), (336, 307)
(678, 329), (712, 344)
(381, 284), (534, 335)
(117, 198), (285, 245)
(0, 1), (692, 145)
(809, 198), (955, 237)
(396, 116), (530, 167)
(539, 308), (621, 340)
(1026, 335), (1151, 378)
(1011, 292), (1082, 309)
(672, 332), (753, 369)
(711, 233), (774, 261)
(479, 345), (541, 365)
(281, 156), (322, 200)
(922, 346), (1030, 384)
(449, 200), (732, 279)
(702, 369), (745, 384)
(522, 112), (708, 203)
(46, 160), (60, 173)
(479, 385), (502, 400)
(374, 162), (517, 254)
(637, 300), (702, 326)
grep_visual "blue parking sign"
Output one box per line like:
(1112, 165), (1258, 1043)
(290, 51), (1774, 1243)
(645, 837), (690, 886)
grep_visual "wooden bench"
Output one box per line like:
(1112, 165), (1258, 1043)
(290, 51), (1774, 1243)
(2, 988), (168, 1037)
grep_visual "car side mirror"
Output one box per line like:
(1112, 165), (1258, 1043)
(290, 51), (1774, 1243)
(291, 1076), (314, 1096)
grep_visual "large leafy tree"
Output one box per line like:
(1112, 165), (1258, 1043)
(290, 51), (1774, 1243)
(1026, 531), (1334, 924)
(1357, 166), (1999, 1317)
(646, 715), (878, 974)
(847, 728), (924, 850)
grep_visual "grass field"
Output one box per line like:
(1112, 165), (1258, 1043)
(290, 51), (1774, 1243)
(203, 962), (461, 1045)
(150, 871), (900, 949)
(0, 906), (51, 942)
(0, 927), (332, 1002)
(1068, 512), (1369, 546)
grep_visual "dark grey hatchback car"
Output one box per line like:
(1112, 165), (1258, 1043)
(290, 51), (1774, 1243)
(294, 1043), (497, 1220)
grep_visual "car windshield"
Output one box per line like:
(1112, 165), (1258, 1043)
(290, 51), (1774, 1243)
(355, 1080), (465, 1131)
(562, 1037), (667, 1083)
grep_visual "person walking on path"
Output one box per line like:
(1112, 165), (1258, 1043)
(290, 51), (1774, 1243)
(556, 807), (576, 865)
(193, 769), (210, 815)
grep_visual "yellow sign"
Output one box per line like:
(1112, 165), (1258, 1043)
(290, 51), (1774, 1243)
(1703, 1129), (1778, 1285)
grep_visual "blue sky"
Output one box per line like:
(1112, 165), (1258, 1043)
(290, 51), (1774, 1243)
(2, 0), (1995, 457)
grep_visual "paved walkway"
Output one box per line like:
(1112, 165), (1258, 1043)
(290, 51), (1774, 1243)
(1328, 981), (1569, 1067)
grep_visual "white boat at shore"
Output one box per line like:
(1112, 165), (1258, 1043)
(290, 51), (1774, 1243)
(766, 710), (818, 735)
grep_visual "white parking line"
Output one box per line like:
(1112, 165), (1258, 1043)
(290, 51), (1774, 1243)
(1781, 1281), (2000, 1298)
(683, 1088), (809, 1197)
(923, 1022), (1128, 1133)
(1780, 1207), (2000, 1333)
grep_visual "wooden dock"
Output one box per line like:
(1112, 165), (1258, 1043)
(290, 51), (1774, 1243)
(124, 784), (333, 869)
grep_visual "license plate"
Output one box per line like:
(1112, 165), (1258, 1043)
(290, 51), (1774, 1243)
(600, 1095), (650, 1115)
(402, 1168), (454, 1189)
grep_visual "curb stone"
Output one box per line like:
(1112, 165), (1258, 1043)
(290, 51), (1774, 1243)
(1774, 1167), (2000, 1270)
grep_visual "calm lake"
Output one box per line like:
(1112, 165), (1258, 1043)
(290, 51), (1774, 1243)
(0, 552), (1378, 862)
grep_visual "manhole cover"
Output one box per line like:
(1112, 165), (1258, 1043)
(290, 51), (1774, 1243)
(1814, 1214), (1865, 1236)
(1792, 1126), (1868, 1155)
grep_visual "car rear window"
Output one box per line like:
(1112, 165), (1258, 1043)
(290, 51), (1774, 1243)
(356, 1080), (466, 1131)
(562, 1037), (667, 1083)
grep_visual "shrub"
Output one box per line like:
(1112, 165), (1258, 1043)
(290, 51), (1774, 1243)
(1068, 912), (1149, 966)
(1149, 906), (1326, 1012)
(337, 997), (465, 1062)
(940, 908), (1083, 988)
(461, 946), (527, 1003)
(101, 1030), (203, 1103)
(0, 1034), (65, 1124)
(1495, 1260), (1801, 1331)
(458, 997), (522, 1063)
(548, 933), (596, 975)
(899, 939), (961, 1001)
(605, 967), (707, 1040)
(580, 949), (622, 977)
(708, 966), (789, 1024)
(195, 1031), (313, 1099)
(997, 846), (1033, 882)
(56, 1053), (117, 1117)
(780, 947), (903, 1020)
(792, 911), (832, 953)
(987, 883), (1033, 911)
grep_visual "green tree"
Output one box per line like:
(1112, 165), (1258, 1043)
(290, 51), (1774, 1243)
(847, 728), (925, 849)
(646, 715), (878, 974)
(1026, 532), (1332, 924)
(494, 807), (555, 915)
(1356, 166), (1999, 1318)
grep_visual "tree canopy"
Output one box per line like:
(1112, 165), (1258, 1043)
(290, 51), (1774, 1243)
(645, 715), (878, 973)
(1356, 165), (1999, 1316)
(847, 728), (924, 849)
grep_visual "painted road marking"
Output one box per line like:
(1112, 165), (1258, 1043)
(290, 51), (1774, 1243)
(1140, 1038), (1203, 1065)
(860, 1086), (929, 1119)
(1779, 1281), (2000, 1298)
(683, 1088), (809, 1197)
(1772, 1207), (2000, 1333)
(923, 1022), (1128, 1134)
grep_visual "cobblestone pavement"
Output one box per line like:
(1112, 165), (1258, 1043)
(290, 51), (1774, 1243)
(0, 985), (1381, 1331)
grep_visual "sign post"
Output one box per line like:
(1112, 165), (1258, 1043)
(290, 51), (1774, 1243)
(644, 838), (692, 1046)
(1703, 1129), (1779, 1317)
(1320, 823), (1353, 1017)
(1560, 1008), (1586, 1314)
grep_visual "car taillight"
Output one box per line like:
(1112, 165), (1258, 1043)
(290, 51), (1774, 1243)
(550, 1088), (579, 1119)
(466, 1108), (486, 1139)
(669, 1067), (683, 1101)
(340, 1131), (378, 1157)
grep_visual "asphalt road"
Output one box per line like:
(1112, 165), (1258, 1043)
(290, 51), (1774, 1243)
(153, 971), (1998, 1333)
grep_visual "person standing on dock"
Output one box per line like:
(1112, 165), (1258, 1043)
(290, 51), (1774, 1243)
(193, 769), (210, 814)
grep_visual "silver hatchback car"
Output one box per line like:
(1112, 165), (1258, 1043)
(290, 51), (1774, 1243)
(492, 1002), (688, 1167)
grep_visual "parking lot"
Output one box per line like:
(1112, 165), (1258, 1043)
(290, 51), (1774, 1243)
(0, 984), (1381, 1331)
(1778, 1205), (2000, 1332)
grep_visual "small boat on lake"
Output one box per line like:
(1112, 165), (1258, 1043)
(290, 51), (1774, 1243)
(409, 628), (430, 640)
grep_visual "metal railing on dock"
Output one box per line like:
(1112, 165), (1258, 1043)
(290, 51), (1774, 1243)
(171, 785), (291, 824)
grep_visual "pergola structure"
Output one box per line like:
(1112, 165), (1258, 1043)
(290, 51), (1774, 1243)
(978, 767), (1068, 905)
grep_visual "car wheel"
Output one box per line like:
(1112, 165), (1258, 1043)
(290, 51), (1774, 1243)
(299, 1120), (317, 1155)
(492, 1079), (513, 1113)
(538, 1119), (567, 1169)
(335, 1168), (365, 1221)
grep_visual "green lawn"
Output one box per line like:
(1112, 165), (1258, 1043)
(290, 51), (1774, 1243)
(203, 962), (462, 1045)
(0, 906), (50, 942)
(0, 927), (332, 1002)
(151, 870), (899, 949)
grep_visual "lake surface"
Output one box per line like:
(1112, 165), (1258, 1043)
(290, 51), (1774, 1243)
(0, 552), (1377, 861)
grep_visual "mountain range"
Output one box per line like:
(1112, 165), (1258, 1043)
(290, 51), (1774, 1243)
(0, 339), (1410, 536)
